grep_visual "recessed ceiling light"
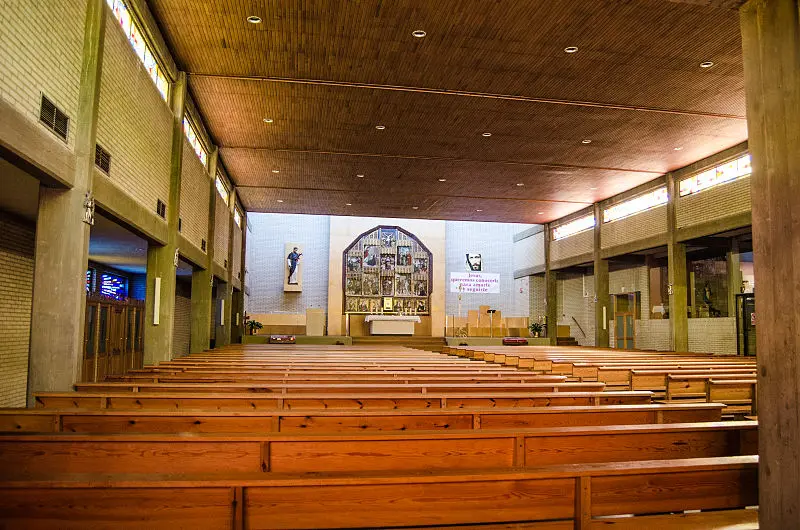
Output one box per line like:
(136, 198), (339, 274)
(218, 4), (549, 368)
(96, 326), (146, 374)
(564, 46), (579, 54)
(516, 183), (525, 187)
(356, 174), (365, 178)
(412, 30), (426, 38)
(674, 146), (683, 151)
(537, 212), (545, 215)
(247, 16), (262, 24)
(700, 61), (715, 68)
(375, 125), (385, 130)
(581, 139), (592, 144)
(476, 209), (483, 212)
(346, 203), (352, 206)
(412, 206), (419, 210)
(276, 199), (284, 203)
(590, 187), (598, 190)
(272, 169), (280, 173)
(262, 118), (273, 123)
(482, 132), (492, 137)
(438, 178), (447, 182)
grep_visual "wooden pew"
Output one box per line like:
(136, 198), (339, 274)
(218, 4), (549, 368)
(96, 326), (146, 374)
(0, 403), (726, 434)
(706, 379), (758, 415)
(667, 374), (755, 401)
(0, 422), (757, 475)
(33, 390), (654, 411)
(0, 456), (759, 529)
(72, 381), (606, 394)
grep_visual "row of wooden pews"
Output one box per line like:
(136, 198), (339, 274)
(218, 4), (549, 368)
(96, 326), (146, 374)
(0, 344), (758, 529)
(445, 345), (758, 416)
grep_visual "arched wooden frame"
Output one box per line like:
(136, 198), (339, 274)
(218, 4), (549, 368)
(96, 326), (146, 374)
(342, 225), (433, 314)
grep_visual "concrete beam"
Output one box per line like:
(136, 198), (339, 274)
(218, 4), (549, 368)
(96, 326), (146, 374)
(741, 0), (800, 524)
(675, 211), (752, 242)
(27, 0), (106, 403)
(93, 172), (168, 245)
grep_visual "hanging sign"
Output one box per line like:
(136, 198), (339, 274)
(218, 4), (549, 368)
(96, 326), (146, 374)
(449, 272), (500, 294)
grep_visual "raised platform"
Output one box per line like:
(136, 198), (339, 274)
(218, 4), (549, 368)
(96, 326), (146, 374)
(242, 335), (353, 345)
(445, 337), (551, 347)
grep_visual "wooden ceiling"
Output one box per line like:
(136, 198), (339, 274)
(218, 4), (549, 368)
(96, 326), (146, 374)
(147, 0), (748, 223)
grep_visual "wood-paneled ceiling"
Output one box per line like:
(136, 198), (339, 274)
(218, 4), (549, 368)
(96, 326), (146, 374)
(147, 0), (747, 223)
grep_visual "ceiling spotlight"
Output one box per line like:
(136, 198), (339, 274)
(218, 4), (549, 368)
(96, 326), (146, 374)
(516, 183), (525, 187)
(482, 132), (492, 137)
(476, 209), (483, 212)
(700, 61), (715, 68)
(581, 139), (592, 144)
(375, 125), (386, 130)
(356, 174), (365, 178)
(276, 199), (284, 203)
(247, 16), (262, 24)
(564, 46), (579, 54)
(412, 30), (426, 38)
(272, 169), (280, 173)
(345, 203), (352, 206)
(438, 178), (447, 182)
(537, 212), (545, 215)
(262, 118), (273, 123)
(590, 187), (598, 190)
(412, 206), (419, 210)
(674, 146), (683, 151)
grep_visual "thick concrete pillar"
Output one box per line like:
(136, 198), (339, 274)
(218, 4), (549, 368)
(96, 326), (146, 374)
(666, 173), (689, 352)
(741, 1), (800, 525)
(593, 204), (610, 347)
(143, 72), (186, 365)
(543, 224), (558, 345)
(189, 148), (218, 353)
(27, 0), (105, 403)
(214, 280), (231, 346)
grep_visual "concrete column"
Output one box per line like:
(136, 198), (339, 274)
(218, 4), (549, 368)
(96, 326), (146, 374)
(143, 72), (186, 365)
(666, 172), (688, 352)
(543, 224), (558, 345)
(593, 204), (610, 347)
(726, 239), (741, 319)
(231, 211), (247, 344)
(741, 1), (800, 525)
(27, 0), (106, 402)
(189, 148), (218, 353)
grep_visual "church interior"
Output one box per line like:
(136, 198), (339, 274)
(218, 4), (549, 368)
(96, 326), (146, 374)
(0, 0), (797, 528)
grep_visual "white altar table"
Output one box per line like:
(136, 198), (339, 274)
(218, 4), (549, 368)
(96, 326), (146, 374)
(364, 315), (421, 335)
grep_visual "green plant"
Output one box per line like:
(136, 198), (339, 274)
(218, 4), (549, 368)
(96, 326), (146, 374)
(246, 320), (263, 335)
(528, 322), (544, 336)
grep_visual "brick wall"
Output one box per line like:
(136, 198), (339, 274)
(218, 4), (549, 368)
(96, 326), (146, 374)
(513, 231), (544, 271)
(232, 223), (243, 282)
(529, 275), (546, 321)
(0, 213), (35, 407)
(676, 176), (751, 228)
(0, 0), (87, 149)
(688, 318), (737, 355)
(445, 221), (532, 317)
(179, 141), (209, 253)
(213, 194), (229, 268)
(245, 213), (330, 314)
(601, 205), (667, 249)
(550, 230), (593, 262)
(96, 9), (173, 219)
(557, 273), (595, 346)
(635, 319), (671, 351)
(172, 281), (191, 358)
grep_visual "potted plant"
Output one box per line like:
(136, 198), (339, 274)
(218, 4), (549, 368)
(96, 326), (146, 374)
(247, 320), (263, 336)
(529, 322), (543, 338)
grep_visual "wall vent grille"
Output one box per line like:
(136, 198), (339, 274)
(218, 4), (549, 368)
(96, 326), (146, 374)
(39, 94), (69, 141)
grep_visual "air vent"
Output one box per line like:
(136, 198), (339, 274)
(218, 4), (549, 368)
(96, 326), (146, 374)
(94, 144), (111, 174)
(156, 199), (166, 218)
(237, 271), (241, 280)
(224, 259), (228, 269)
(178, 218), (182, 232)
(201, 239), (207, 252)
(39, 94), (69, 141)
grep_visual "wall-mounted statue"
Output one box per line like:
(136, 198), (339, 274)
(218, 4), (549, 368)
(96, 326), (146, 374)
(284, 243), (303, 292)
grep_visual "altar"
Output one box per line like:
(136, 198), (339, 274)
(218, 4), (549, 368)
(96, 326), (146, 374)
(364, 315), (421, 335)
